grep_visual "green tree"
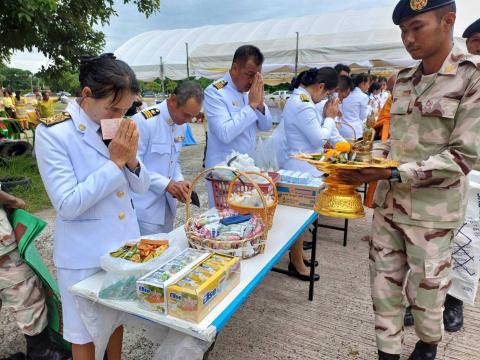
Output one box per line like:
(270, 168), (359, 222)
(0, 66), (35, 92)
(0, 0), (161, 70)
(38, 66), (80, 94)
(139, 80), (162, 93)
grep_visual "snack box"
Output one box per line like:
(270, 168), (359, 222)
(276, 181), (324, 210)
(136, 248), (210, 314)
(167, 253), (241, 323)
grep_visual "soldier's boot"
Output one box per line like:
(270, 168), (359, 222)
(25, 329), (71, 360)
(407, 340), (437, 360)
(0, 353), (26, 360)
(378, 350), (400, 360)
(443, 294), (463, 332)
(404, 306), (414, 327)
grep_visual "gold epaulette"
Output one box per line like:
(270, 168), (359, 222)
(300, 94), (310, 103)
(39, 112), (71, 127)
(213, 80), (228, 90)
(140, 108), (160, 119)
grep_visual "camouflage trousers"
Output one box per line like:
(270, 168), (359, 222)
(0, 249), (48, 336)
(370, 199), (454, 355)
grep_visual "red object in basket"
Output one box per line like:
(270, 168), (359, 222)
(206, 172), (279, 210)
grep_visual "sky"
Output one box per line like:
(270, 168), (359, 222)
(9, 0), (397, 72)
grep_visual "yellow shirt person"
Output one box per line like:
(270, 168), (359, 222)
(36, 94), (58, 118)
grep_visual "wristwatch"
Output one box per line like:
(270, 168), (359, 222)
(389, 168), (401, 182)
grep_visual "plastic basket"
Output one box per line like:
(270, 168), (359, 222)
(206, 171), (279, 210)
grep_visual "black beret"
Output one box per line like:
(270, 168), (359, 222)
(463, 18), (480, 39)
(393, 0), (456, 25)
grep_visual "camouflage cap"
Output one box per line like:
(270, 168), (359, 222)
(393, 0), (456, 25)
(463, 18), (480, 39)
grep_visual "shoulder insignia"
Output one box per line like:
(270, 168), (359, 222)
(300, 94), (310, 103)
(140, 108), (160, 119)
(39, 112), (71, 127)
(398, 67), (413, 76)
(213, 80), (228, 90)
(458, 53), (480, 67)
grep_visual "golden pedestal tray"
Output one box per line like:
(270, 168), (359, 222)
(293, 154), (399, 219)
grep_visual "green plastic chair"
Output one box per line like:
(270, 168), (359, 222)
(1, 119), (21, 140)
(10, 209), (71, 351)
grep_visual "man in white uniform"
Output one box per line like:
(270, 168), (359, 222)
(204, 45), (272, 168)
(132, 81), (203, 235)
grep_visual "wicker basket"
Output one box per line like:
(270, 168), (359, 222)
(226, 170), (278, 230)
(206, 171), (279, 210)
(185, 167), (269, 259)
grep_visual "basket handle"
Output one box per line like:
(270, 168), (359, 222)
(335, 120), (357, 141)
(226, 170), (274, 222)
(185, 166), (243, 225)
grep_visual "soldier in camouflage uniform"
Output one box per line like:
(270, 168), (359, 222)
(0, 189), (69, 360)
(337, 1), (480, 359)
(403, 14), (480, 336)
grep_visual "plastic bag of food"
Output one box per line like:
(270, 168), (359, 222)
(99, 234), (182, 300)
(255, 134), (280, 171)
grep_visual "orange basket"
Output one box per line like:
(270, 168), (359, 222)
(226, 171), (278, 230)
(206, 171), (279, 210)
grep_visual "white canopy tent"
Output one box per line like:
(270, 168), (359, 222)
(114, 0), (478, 82)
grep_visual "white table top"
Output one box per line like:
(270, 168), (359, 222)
(71, 205), (317, 342)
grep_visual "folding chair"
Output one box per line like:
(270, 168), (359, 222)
(10, 209), (71, 351)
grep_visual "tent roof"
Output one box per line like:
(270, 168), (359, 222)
(115, 0), (478, 81)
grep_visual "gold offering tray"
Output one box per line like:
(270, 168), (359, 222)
(293, 154), (399, 219)
(293, 154), (399, 171)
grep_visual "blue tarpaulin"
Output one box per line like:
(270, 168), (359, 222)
(182, 123), (197, 146)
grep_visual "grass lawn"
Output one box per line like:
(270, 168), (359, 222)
(54, 99), (68, 112)
(0, 154), (52, 213)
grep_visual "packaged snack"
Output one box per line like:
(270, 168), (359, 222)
(109, 239), (169, 263)
(136, 248), (210, 314)
(167, 253), (241, 323)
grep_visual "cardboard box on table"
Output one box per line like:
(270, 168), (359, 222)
(276, 182), (324, 210)
(136, 248), (210, 314)
(167, 254), (241, 323)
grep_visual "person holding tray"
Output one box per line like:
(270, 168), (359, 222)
(35, 53), (150, 360)
(338, 1), (480, 358)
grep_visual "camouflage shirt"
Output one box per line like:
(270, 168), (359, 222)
(375, 46), (480, 229)
(0, 207), (16, 257)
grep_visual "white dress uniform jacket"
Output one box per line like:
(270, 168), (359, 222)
(339, 87), (369, 140)
(283, 87), (343, 175)
(131, 100), (185, 232)
(35, 100), (150, 269)
(379, 90), (390, 109)
(204, 72), (272, 167)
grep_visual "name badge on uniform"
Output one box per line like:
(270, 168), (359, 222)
(175, 135), (185, 143)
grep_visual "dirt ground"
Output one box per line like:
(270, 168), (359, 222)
(1, 123), (480, 359)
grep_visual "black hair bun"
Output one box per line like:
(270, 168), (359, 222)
(80, 53), (116, 65)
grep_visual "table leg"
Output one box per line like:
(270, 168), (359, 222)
(308, 218), (318, 301)
(203, 336), (218, 360)
(343, 219), (348, 247)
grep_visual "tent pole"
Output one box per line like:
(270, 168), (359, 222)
(186, 42), (190, 78)
(160, 56), (165, 96)
(294, 31), (299, 77)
